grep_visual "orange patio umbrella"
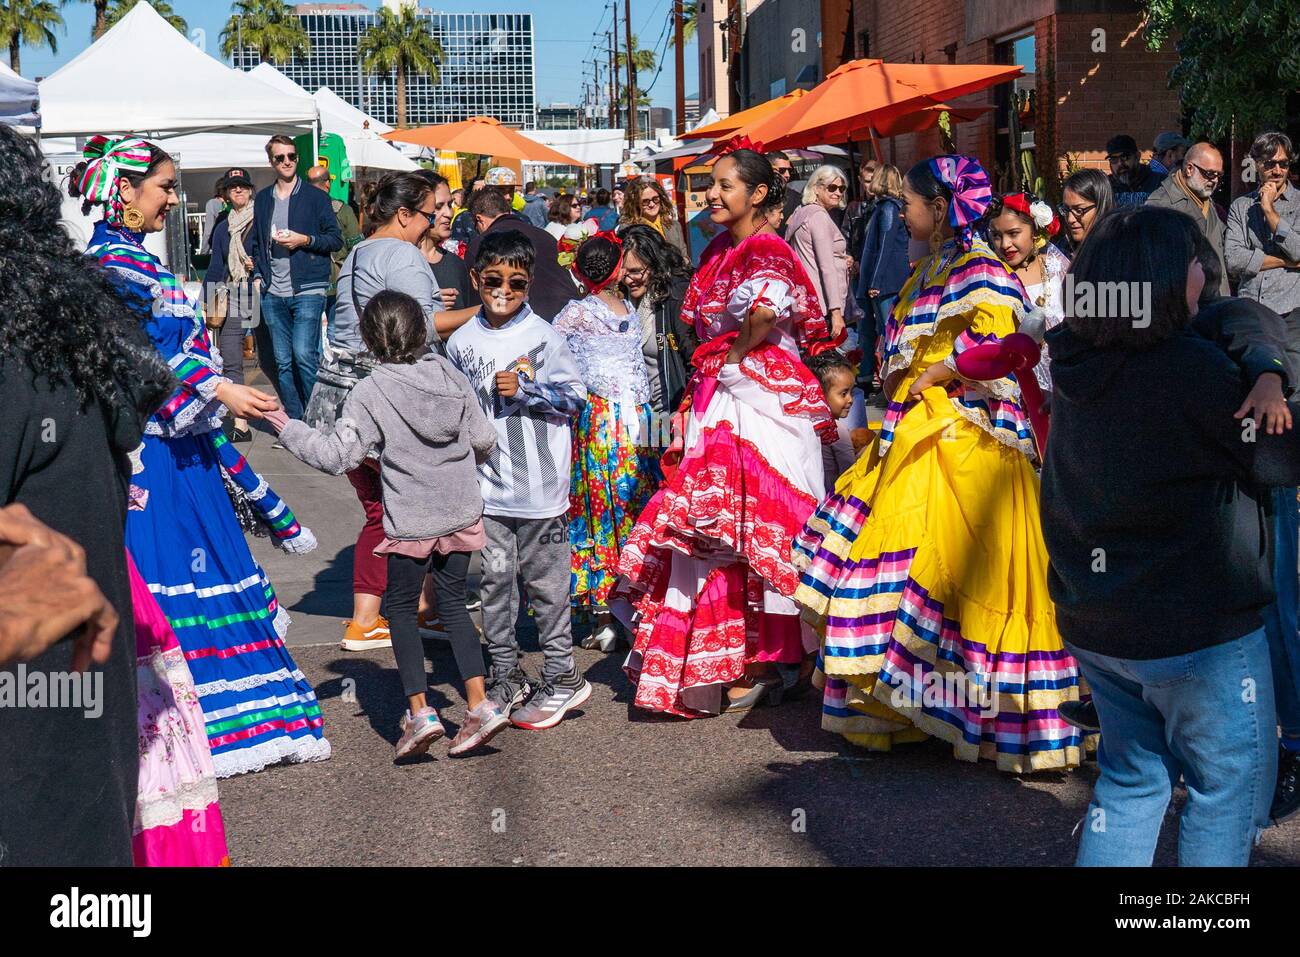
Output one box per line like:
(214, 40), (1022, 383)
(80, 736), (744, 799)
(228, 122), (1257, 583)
(867, 101), (993, 138)
(687, 88), (807, 140)
(383, 115), (587, 166)
(736, 59), (1023, 152)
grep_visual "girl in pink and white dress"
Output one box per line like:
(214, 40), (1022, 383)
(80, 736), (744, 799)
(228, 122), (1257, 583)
(615, 145), (838, 717)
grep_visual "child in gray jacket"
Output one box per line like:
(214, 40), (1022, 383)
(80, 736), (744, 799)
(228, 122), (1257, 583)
(268, 290), (507, 759)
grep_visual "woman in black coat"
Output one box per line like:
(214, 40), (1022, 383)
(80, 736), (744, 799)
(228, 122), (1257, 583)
(0, 125), (173, 865)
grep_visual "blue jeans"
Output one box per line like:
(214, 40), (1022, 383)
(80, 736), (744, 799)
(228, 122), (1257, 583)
(261, 293), (324, 419)
(1264, 486), (1300, 736)
(1068, 629), (1276, 867)
(855, 292), (897, 386)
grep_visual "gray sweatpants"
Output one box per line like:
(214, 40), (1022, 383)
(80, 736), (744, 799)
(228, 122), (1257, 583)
(481, 513), (575, 684)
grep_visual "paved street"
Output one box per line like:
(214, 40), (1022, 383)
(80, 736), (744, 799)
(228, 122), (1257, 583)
(222, 379), (1300, 867)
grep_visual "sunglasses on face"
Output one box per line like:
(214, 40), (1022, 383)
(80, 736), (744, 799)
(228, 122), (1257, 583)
(1262, 159), (1292, 171)
(824, 183), (846, 193)
(408, 207), (437, 223)
(623, 266), (648, 280)
(774, 166), (793, 178)
(1189, 162), (1223, 183)
(273, 152), (297, 164)
(642, 196), (660, 206)
(481, 275), (529, 292)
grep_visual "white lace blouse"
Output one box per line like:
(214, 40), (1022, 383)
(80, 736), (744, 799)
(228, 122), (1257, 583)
(553, 295), (652, 404)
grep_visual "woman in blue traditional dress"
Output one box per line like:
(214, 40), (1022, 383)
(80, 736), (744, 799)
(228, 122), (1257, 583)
(72, 136), (331, 777)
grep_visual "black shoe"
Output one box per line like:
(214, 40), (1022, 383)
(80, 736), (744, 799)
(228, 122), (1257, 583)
(1271, 744), (1300, 824)
(232, 426), (253, 444)
(1058, 699), (1101, 734)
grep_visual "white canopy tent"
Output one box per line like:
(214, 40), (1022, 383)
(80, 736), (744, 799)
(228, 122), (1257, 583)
(0, 63), (39, 127)
(250, 64), (416, 172)
(37, 3), (318, 139)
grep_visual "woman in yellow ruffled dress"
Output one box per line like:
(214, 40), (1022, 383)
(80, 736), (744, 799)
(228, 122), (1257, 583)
(792, 155), (1090, 773)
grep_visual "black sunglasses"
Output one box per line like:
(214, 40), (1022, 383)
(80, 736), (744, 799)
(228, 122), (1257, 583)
(1189, 162), (1223, 183)
(481, 276), (529, 292)
(1262, 159), (1292, 171)
(273, 152), (298, 164)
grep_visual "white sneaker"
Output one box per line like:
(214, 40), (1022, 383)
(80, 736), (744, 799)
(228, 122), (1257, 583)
(580, 624), (619, 653)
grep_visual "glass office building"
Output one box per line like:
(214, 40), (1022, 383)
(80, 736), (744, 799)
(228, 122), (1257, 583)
(232, 4), (537, 127)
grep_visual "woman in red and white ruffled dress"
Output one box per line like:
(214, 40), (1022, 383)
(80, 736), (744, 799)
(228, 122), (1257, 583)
(615, 146), (838, 717)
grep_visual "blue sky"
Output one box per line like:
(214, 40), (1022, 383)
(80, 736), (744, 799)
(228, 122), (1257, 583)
(21, 0), (697, 110)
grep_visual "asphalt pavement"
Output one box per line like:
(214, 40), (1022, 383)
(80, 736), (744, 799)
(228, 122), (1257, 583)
(219, 375), (1300, 867)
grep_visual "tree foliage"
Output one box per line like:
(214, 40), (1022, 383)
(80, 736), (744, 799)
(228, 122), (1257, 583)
(358, 5), (443, 128)
(0, 0), (62, 74)
(220, 0), (310, 63)
(103, 0), (187, 35)
(1144, 0), (1300, 139)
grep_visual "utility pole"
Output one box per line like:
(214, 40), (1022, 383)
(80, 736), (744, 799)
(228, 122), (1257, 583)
(674, 0), (685, 137)
(624, 0), (637, 147)
(607, 16), (617, 130)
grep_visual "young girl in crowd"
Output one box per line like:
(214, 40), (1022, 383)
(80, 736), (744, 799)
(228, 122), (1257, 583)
(554, 226), (663, 651)
(269, 291), (504, 759)
(983, 192), (1070, 389)
(808, 350), (859, 492)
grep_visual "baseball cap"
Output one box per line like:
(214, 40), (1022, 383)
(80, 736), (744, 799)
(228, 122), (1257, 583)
(1105, 134), (1139, 156)
(484, 166), (519, 187)
(1152, 131), (1191, 153)
(223, 167), (254, 189)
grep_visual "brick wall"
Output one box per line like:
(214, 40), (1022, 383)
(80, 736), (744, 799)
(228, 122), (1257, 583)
(847, 1), (1184, 191)
(850, 0), (995, 174)
(1050, 11), (1183, 177)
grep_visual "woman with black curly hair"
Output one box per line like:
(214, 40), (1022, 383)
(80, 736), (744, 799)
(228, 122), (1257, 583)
(617, 223), (695, 415)
(0, 124), (175, 864)
(71, 133), (331, 780)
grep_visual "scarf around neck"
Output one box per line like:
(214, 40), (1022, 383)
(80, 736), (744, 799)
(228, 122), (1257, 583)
(225, 202), (255, 283)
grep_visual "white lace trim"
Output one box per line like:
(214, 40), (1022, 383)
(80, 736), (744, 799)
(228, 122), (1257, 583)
(275, 528), (318, 555)
(211, 734), (332, 779)
(244, 477), (270, 501)
(192, 665), (311, 699)
(144, 407), (226, 439)
(135, 777), (220, 832)
(948, 394), (1038, 458)
(273, 603), (290, 638)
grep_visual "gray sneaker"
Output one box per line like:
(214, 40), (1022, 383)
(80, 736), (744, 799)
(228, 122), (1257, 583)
(447, 700), (511, 756)
(509, 670), (592, 730)
(488, 667), (533, 715)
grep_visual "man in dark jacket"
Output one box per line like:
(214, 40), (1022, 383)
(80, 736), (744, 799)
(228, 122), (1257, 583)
(1106, 134), (1165, 207)
(250, 135), (343, 419)
(465, 187), (577, 321)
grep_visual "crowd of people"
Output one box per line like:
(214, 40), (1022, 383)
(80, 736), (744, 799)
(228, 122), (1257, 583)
(3, 114), (1300, 870)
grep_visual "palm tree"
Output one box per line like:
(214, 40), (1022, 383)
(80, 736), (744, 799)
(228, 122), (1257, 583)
(358, 5), (443, 128)
(0, 0), (62, 75)
(103, 0), (186, 34)
(73, 0), (108, 40)
(616, 33), (656, 74)
(668, 1), (697, 47)
(220, 0), (310, 65)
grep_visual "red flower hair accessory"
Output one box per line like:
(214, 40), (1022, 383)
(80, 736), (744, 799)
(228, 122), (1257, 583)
(715, 134), (766, 156)
(999, 192), (1060, 240)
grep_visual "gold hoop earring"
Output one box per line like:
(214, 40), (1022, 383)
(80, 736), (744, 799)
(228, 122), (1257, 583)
(121, 204), (146, 230)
